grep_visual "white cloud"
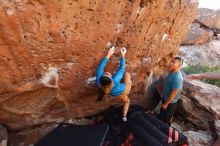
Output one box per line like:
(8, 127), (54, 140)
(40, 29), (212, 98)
(199, 0), (220, 10)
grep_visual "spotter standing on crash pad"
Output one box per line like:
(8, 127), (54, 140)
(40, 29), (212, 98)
(96, 47), (132, 122)
(157, 57), (184, 126)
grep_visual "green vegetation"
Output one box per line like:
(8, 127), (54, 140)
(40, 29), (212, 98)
(182, 65), (220, 87)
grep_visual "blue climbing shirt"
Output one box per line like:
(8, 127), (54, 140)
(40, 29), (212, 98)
(96, 57), (126, 96)
(162, 71), (183, 103)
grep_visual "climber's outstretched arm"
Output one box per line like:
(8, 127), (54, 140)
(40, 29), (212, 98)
(112, 48), (127, 83)
(96, 47), (115, 86)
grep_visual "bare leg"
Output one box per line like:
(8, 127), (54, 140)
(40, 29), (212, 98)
(119, 95), (130, 118)
(123, 72), (132, 93)
(120, 72), (132, 120)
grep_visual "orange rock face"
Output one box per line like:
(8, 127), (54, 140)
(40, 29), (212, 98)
(0, 0), (197, 130)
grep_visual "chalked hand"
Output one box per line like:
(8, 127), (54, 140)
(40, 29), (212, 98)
(106, 46), (115, 59)
(120, 47), (127, 57)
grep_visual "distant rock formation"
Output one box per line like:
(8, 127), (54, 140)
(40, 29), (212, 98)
(197, 8), (220, 33)
(180, 40), (220, 66)
(182, 8), (220, 45)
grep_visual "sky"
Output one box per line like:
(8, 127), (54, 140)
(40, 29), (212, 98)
(199, 0), (220, 10)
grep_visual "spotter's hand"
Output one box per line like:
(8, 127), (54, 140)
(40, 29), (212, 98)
(120, 47), (127, 57)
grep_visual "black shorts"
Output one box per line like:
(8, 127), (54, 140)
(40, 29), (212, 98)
(159, 102), (177, 125)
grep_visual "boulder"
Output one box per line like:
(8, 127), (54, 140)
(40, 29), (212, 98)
(0, 125), (7, 146)
(183, 130), (213, 146)
(182, 22), (214, 45)
(214, 120), (220, 138)
(180, 40), (220, 66)
(218, 34), (220, 39)
(171, 120), (195, 133)
(196, 8), (220, 33)
(182, 8), (220, 45)
(0, 0), (198, 130)
(177, 80), (220, 130)
(213, 138), (220, 146)
(166, 119), (214, 146)
(8, 123), (57, 146)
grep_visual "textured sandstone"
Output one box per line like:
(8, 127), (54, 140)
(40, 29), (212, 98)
(197, 8), (220, 33)
(213, 138), (220, 146)
(177, 80), (220, 130)
(183, 130), (213, 146)
(182, 8), (220, 45)
(0, 0), (198, 130)
(180, 40), (220, 66)
(182, 22), (214, 45)
(214, 120), (220, 138)
(0, 125), (7, 146)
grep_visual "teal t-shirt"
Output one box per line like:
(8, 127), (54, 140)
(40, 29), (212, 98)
(162, 71), (183, 103)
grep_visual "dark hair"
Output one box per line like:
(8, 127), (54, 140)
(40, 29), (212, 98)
(100, 76), (112, 86)
(96, 76), (113, 101)
(174, 57), (184, 65)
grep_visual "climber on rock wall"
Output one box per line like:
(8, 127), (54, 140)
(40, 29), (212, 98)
(96, 47), (132, 122)
(157, 57), (184, 126)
